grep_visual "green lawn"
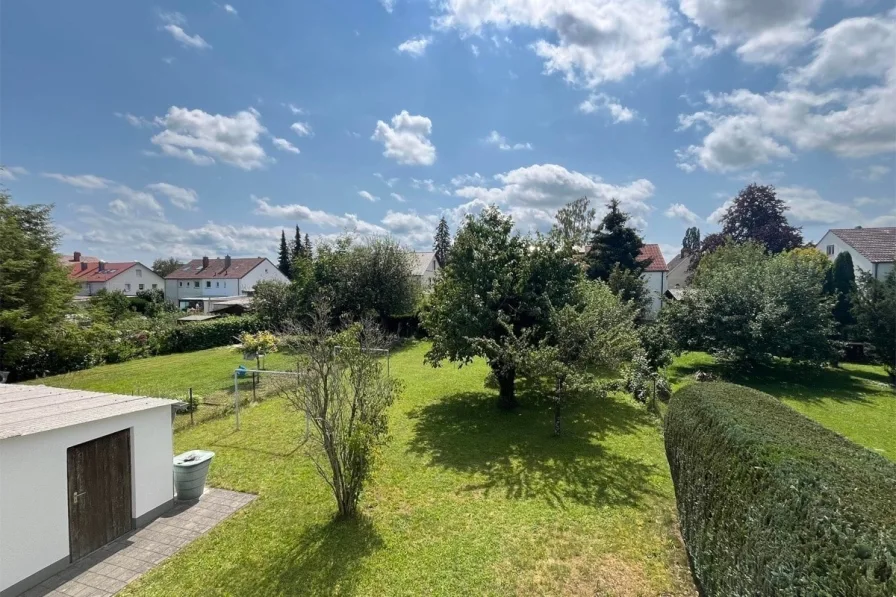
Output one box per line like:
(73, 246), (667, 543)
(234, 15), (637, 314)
(667, 352), (896, 460)
(39, 343), (694, 596)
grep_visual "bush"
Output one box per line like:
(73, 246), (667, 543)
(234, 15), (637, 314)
(665, 382), (896, 596)
(160, 315), (263, 353)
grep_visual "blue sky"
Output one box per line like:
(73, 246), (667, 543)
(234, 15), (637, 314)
(1, 0), (894, 263)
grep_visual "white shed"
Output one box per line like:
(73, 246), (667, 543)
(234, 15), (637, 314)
(0, 385), (177, 596)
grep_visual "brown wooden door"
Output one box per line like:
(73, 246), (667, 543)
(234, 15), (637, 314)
(67, 429), (133, 561)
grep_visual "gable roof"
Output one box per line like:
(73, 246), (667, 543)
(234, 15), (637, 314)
(165, 257), (267, 280)
(829, 227), (896, 263)
(667, 252), (694, 272)
(68, 262), (137, 283)
(58, 253), (99, 268)
(411, 252), (437, 276)
(639, 244), (668, 272)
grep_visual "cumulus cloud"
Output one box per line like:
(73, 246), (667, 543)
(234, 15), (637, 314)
(290, 122), (313, 137)
(380, 210), (439, 245)
(852, 164), (892, 182)
(358, 190), (380, 202)
(284, 103), (304, 115)
(160, 12), (211, 50)
(252, 195), (388, 236)
(147, 182), (199, 210)
(372, 111), (436, 165)
(42, 173), (112, 190)
(777, 186), (861, 224)
(390, 192), (406, 202)
(706, 198), (733, 224)
(411, 178), (451, 194)
(483, 130), (532, 151)
(853, 196), (890, 207)
(435, 0), (672, 87)
(788, 17), (895, 86)
(109, 186), (165, 218)
(272, 137), (300, 154)
(381, 0), (396, 13)
(114, 112), (155, 129)
(451, 173), (487, 186)
(224, 4), (237, 15)
(578, 93), (637, 123)
(664, 203), (701, 225)
(151, 106), (269, 169)
(374, 173), (399, 187)
(397, 36), (433, 57)
(0, 166), (28, 180)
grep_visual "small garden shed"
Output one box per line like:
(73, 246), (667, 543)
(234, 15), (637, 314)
(0, 385), (177, 596)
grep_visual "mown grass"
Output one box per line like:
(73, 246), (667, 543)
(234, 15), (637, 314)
(667, 352), (896, 461)
(39, 342), (693, 596)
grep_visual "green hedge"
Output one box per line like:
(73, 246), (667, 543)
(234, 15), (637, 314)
(160, 315), (263, 354)
(665, 382), (896, 596)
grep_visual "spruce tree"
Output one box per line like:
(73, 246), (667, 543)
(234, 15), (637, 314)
(831, 251), (856, 333)
(433, 217), (451, 267)
(585, 199), (651, 281)
(304, 233), (312, 259)
(293, 225), (303, 259)
(278, 230), (292, 277)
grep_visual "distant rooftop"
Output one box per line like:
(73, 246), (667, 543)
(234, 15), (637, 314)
(829, 227), (896, 263)
(165, 257), (266, 280)
(410, 251), (437, 276)
(68, 261), (138, 283)
(639, 244), (668, 272)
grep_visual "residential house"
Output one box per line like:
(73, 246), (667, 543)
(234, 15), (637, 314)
(411, 252), (440, 289)
(816, 227), (895, 280)
(69, 260), (164, 297)
(665, 252), (695, 290)
(639, 244), (668, 317)
(163, 256), (288, 311)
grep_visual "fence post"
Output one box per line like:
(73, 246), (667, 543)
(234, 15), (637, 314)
(233, 370), (241, 431)
(189, 388), (194, 426)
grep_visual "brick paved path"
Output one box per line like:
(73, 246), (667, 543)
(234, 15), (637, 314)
(21, 488), (256, 597)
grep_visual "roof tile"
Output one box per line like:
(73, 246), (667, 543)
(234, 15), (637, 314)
(830, 227), (896, 263)
(165, 257), (267, 280)
(639, 244), (668, 272)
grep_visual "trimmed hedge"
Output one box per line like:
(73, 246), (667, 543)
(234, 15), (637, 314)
(160, 315), (263, 354)
(665, 382), (896, 596)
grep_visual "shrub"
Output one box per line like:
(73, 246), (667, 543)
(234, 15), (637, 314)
(665, 382), (896, 596)
(160, 315), (263, 353)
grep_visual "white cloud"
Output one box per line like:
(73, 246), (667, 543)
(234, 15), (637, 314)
(147, 182), (199, 210)
(852, 165), (892, 182)
(679, 0), (820, 64)
(42, 173), (112, 190)
(381, 0), (396, 13)
(676, 114), (794, 172)
(483, 130), (532, 151)
(374, 173), (399, 187)
(252, 195), (388, 236)
(788, 17), (895, 86)
(778, 186), (861, 224)
(435, 0), (672, 88)
(0, 166), (28, 180)
(853, 196), (891, 207)
(706, 198), (733, 224)
(272, 137), (300, 154)
(664, 203), (701, 225)
(380, 210), (438, 245)
(372, 111), (436, 166)
(224, 4), (237, 15)
(151, 106), (269, 169)
(162, 24), (211, 50)
(451, 172), (487, 186)
(114, 112), (154, 128)
(284, 103), (304, 115)
(290, 122), (313, 137)
(470, 44), (480, 56)
(397, 36), (433, 57)
(578, 93), (637, 123)
(391, 192), (406, 202)
(110, 185), (164, 218)
(358, 190), (380, 202)
(411, 178), (451, 194)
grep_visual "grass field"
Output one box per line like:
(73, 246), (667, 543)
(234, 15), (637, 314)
(39, 343), (694, 596)
(667, 352), (896, 461)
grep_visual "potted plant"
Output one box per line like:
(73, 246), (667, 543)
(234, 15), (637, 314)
(236, 331), (278, 369)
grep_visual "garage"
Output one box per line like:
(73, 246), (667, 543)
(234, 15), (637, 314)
(0, 385), (177, 597)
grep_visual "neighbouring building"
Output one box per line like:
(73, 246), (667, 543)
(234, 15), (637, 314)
(816, 227), (895, 280)
(163, 256), (288, 311)
(57, 251), (99, 270)
(665, 252), (695, 290)
(639, 244), (669, 317)
(0, 385), (177, 597)
(69, 260), (164, 297)
(411, 251), (440, 289)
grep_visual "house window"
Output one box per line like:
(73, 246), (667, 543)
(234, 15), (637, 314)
(265, 268), (268, 273)
(206, 281), (212, 288)
(216, 282), (220, 288)
(124, 283), (131, 292)
(179, 282), (183, 287)
(223, 281), (226, 288)
(136, 269), (142, 278)
(194, 281), (200, 288)
(826, 245), (835, 256)
(138, 284), (144, 290)
(152, 284), (157, 289)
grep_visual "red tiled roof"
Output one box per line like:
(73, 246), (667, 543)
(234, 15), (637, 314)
(639, 244), (668, 272)
(165, 258), (267, 280)
(58, 254), (99, 268)
(68, 262), (136, 283)
(830, 227), (896, 263)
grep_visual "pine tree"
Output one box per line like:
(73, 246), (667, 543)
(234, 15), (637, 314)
(304, 233), (313, 259)
(585, 199), (651, 281)
(293, 225), (303, 259)
(278, 230), (292, 277)
(433, 217), (451, 267)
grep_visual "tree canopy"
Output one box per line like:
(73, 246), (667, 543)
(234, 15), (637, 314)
(852, 270), (895, 382)
(719, 184), (802, 254)
(584, 199), (651, 281)
(682, 227), (700, 256)
(552, 197), (595, 249)
(151, 257), (183, 278)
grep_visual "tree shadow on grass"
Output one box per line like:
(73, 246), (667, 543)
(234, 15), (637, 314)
(271, 515), (383, 596)
(407, 390), (664, 510)
(670, 358), (885, 405)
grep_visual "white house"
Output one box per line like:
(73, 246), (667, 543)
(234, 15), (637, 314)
(665, 252), (695, 290)
(0, 385), (176, 596)
(411, 252), (440, 289)
(69, 260), (165, 297)
(639, 244), (669, 317)
(164, 256), (288, 311)
(816, 227), (895, 280)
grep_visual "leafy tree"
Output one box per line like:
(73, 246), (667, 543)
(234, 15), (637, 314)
(253, 276), (314, 331)
(852, 270), (896, 383)
(585, 199), (651, 281)
(682, 227), (700, 256)
(551, 196), (595, 248)
(433, 216), (451, 267)
(0, 192), (79, 379)
(667, 242), (836, 368)
(277, 230), (292, 278)
(314, 236), (416, 321)
(687, 232), (730, 276)
(292, 225), (303, 260)
(134, 288), (175, 317)
(829, 252), (856, 334)
(279, 304), (401, 518)
(606, 263), (651, 317)
(719, 184), (802, 253)
(151, 257), (183, 277)
(524, 280), (639, 434)
(89, 289), (133, 322)
(422, 206), (580, 409)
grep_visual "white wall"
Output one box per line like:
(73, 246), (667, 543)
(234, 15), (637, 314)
(666, 256), (692, 289)
(643, 271), (664, 318)
(103, 265), (165, 296)
(239, 259), (288, 293)
(0, 406), (173, 592)
(816, 231), (875, 276)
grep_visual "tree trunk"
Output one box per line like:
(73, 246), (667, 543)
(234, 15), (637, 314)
(495, 367), (517, 410)
(554, 401), (561, 435)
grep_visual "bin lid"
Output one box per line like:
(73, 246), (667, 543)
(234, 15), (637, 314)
(173, 449), (215, 467)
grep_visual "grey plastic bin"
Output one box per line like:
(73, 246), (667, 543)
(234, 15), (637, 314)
(173, 450), (215, 500)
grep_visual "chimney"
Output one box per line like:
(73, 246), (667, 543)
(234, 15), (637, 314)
(224, 255), (232, 270)
(202, 256), (210, 269)
(73, 251), (82, 262)
(98, 261), (106, 272)
(80, 262), (88, 272)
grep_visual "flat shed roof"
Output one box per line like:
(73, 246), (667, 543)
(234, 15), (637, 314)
(0, 385), (176, 440)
